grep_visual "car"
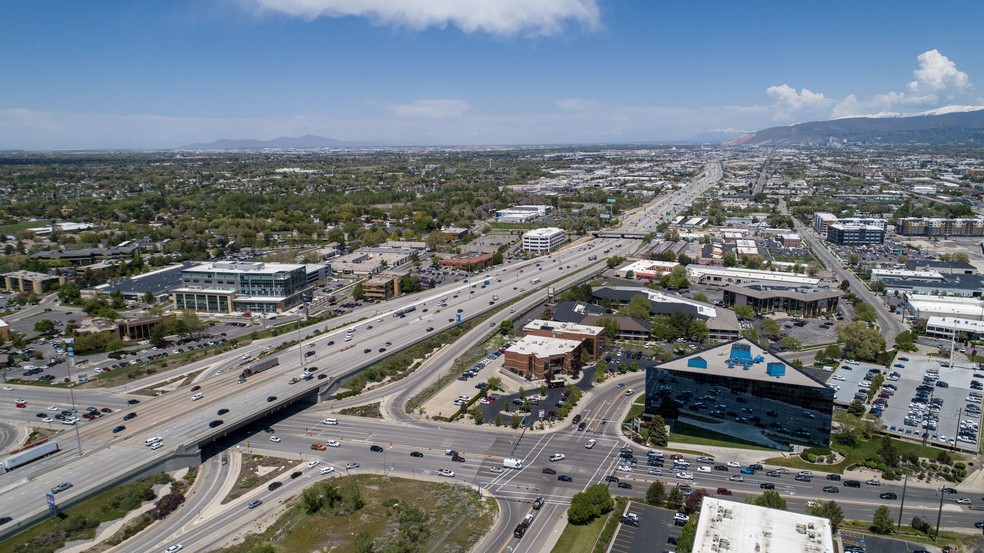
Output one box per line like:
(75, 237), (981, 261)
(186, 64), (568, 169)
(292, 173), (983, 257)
(290, 471), (302, 480)
(716, 487), (733, 495)
(42, 417), (53, 423)
(47, 405), (59, 411)
(697, 466), (711, 473)
(822, 486), (840, 493)
(760, 483), (775, 490)
(624, 388), (635, 396)
(269, 435), (281, 443)
(165, 546), (183, 553)
(727, 461), (741, 468)
(542, 467), (557, 474)
(209, 419), (224, 428)
(617, 481), (632, 489)
(51, 482), (73, 494)
(942, 487), (958, 494)
(558, 475), (573, 482)
(248, 499), (263, 509)
(585, 439), (597, 449)
(740, 467), (755, 474)
(794, 474), (812, 482)
(123, 412), (137, 421)
(112, 425), (126, 433)
(325, 440), (341, 447)
(451, 455), (465, 462)
(410, 451), (424, 458)
(267, 396), (277, 402)
(267, 481), (282, 491)
(307, 460), (320, 468)
(826, 474), (841, 481)
(729, 474), (744, 482)
(844, 480), (861, 488)
(320, 467), (335, 475)
(604, 475), (620, 483)
(549, 453), (566, 462)
(956, 498), (972, 504)
(191, 385), (201, 392)
(127, 399), (140, 405)
(832, 375), (845, 381)
(426, 327), (434, 332)
(191, 393), (204, 401)
(676, 471), (694, 480)
(879, 492), (898, 500)
(673, 511), (689, 522)
(370, 445), (384, 452)
(100, 407), (113, 413)
(696, 456), (714, 463)
(865, 479), (881, 486)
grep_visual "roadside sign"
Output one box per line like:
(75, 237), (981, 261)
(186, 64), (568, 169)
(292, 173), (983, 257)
(607, 198), (616, 203)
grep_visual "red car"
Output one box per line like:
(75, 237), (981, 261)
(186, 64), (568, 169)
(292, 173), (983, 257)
(716, 487), (733, 495)
(100, 407), (113, 413)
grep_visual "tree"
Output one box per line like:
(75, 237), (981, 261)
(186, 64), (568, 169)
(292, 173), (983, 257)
(848, 400), (866, 416)
(666, 487), (685, 510)
(34, 319), (55, 334)
(498, 319), (514, 336)
(824, 343), (842, 360)
(808, 500), (845, 532)
(624, 294), (653, 320)
(352, 282), (364, 300)
(762, 318), (780, 336)
(894, 331), (917, 352)
(676, 515), (698, 553)
(662, 265), (690, 289)
(142, 290), (155, 304)
(870, 505), (894, 534)
(110, 289), (125, 309)
(684, 488), (708, 514)
(567, 484), (614, 524)
(752, 490), (787, 510)
(837, 322), (885, 361)
(469, 406), (484, 425)
(486, 376), (503, 392)
(878, 437), (899, 467)
(780, 336), (802, 351)
(649, 414), (669, 446)
(58, 283), (81, 305)
(734, 304), (755, 320)
(597, 316), (620, 339)
(722, 252), (737, 267)
(646, 481), (666, 507)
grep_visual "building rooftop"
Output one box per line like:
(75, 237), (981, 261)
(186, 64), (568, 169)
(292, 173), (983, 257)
(658, 339), (827, 389)
(523, 227), (564, 238)
(184, 261), (305, 274)
(3, 270), (57, 281)
(724, 283), (844, 301)
(593, 286), (719, 319)
(693, 498), (833, 553)
(687, 266), (820, 286)
(926, 316), (984, 333)
(524, 319), (604, 336)
(93, 262), (195, 296)
(506, 335), (583, 357)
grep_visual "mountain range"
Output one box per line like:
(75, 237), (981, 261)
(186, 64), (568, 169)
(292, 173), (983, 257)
(177, 134), (380, 150)
(731, 106), (984, 146)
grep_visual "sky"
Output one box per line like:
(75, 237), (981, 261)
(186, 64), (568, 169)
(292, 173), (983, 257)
(2, 0), (983, 149)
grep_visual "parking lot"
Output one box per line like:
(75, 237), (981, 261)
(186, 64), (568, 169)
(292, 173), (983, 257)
(609, 501), (680, 553)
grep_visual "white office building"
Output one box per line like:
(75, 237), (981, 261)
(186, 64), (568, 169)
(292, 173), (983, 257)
(903, 294), (984, 321)
(522, 227), (566, 254)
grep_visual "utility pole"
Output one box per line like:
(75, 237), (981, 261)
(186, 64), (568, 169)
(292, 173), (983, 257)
(896, 473), (908, 531)
(935, 486), (945, 542)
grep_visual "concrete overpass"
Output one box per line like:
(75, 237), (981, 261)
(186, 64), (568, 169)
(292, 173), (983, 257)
(592, 230), (651, 239)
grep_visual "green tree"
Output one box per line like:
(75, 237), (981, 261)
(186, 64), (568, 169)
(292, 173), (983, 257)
(870, 505), (894, 534)
(567, 493), (595, 524)
(646, 481), (666, 507)
(597, 315), (621, 339)
(824, 344), (842, 360)
(486, 376), (503, 392)
(469, 406), (484, 425)
(142, 290), (155, 303)
(762, 318), (780, 336)
(676, 514), (698, 553)
(837, 322), (885, 361)
(34, 319), (55, 334)
(352, 282), (364, 300)
(662, 265), (690, 289)
(666, 487), (685, 510)
(734, 304), (755, 320)
(847, 400), (866, 416)
(722, 252), (738, 267)
(649, 414), (669, 446)
(692, 292), (708, 303)
(58, 283), (82, 305)
(808, 500), (845, 532)
(752, 490), (787, 510)
(110, 289), (125, 309)
(780, 336), (802, 351)
(878, 437), (899, 467)
(498, 319), (514, 335)
(894, 331), (918, 352)
(624, 294), (653, 320)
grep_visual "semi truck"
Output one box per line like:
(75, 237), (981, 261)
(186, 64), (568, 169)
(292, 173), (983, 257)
(240, 357), (279, 379)
(0, 441), (59, 473)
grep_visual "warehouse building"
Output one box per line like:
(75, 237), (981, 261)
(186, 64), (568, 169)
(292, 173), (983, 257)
(692, 498), (834, 553)
(902, 294), (984, 322)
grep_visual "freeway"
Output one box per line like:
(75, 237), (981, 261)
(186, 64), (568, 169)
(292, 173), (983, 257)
(0, 160), (723, 542)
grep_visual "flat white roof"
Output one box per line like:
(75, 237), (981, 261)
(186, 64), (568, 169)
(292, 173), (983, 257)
(523, 227), (564, 238)
(184, 261), (304, 274)
(687, 266), (820, 286)
(506, 335), (582, 357)
(693, 498), (834, 553)
(926, 316), (984, 333)
(524, 319), (603, 336)
(619, 259), (679, 273)
(871, 269), (943, 279)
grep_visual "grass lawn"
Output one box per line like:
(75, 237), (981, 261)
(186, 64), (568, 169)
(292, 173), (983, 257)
(214, 475), (496, 553)
(0, 220), (50, 235)
(339, 402), (382, 418)
(668, 432), (777, 452)
(625, 397), (645, 420)
(551, 510), (612, 553)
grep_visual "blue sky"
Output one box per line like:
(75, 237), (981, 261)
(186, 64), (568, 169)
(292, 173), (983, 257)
(2, 0), (983, 149)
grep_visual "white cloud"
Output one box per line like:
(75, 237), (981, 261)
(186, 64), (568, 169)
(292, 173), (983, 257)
(381, 99), (471, 119)
(765, 84), (832, 122)
(240, 0), (601, 35)
(556, 98), (598, 111)
(908, 49), (970, 98)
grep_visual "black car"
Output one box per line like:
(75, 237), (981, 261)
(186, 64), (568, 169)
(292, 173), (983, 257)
(577, 422), (587, 431)
(558, 475), (573, 482)
(267, 481), (282, 491)
(363, 349), (371, 354)
(112, 425), (126, 433)
(123, 413), (137, 421)
(759, 483), (775, 489)
(451, 455), (465, 462)
(217, 408), (229, 415)
(543, 467), (557, 475)
(794, 474), (812, 482)
(713, 465), (728, 471)
(0, 516), (11, 525)
(209, 419), (224, 428)
(604, 475), (619, 483)
(317, 374), (327, 380)
(826, 474), (841, 481)
(844, 480), (862, 488)
(879, 492), (898, 500)
(617, 481), (633, 489)
(620, 516), (639, 527)
(749, 464), (764, 471)
(410, 451), (424, 458)
(370, 445), (384, 452)
(266, 396), (277, 402)
(127, 399), (140, 405)
(532, 497), (545, 510)
(290, 471), (302, 480)
(823, 486), (840, 493)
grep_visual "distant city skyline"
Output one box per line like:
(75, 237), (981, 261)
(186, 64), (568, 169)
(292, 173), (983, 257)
(1, 1), (983, 149)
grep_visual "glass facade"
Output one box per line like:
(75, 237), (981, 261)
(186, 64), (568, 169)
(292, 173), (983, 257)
(645, 366), (834, 450)
(175, 262), (306, 313)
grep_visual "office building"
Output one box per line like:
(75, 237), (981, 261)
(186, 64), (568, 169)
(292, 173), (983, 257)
(592, 286), (740, 341)
(896, 217), (984, 237)
(614, 259), (679, 279)
(645, 339), (834, 449)
(686, 266), (820, 287)
(523, 319), (604, 361)
(172, 261), (308, 314)
(825, 223), (885, 245)
(522, 227), (566, 254)
(503, 335), (583, 381)
(440, 252), (494, 270)
(812, 212), (886, 238)
(2, 271), (63, 295)
(361, 273), (401, 301)
(692, 498), (834, 553)
(902, 294), (984, 322)
(924, 316), (984, 341)
(722, 283), (843, 316)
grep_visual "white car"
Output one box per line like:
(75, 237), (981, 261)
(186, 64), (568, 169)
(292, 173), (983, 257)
(489, 466), (504, 473)
(191, 393), (204, 401)
(618, 464), (633, 472)
(325, 440), (341, 448)
(269, 436), (281, 443)
(165, 546), (183, 553)
(673, 512), (689, 522)
(676, 471), (694, 480)
(43, 417), (53, 423)
(585, 439), (597, 449)
(2, 386), (11, 391)
(697, 466), (711, 473)
(648, 467), (662, 476)
(47, 405), (59, 411)
(438, 468), (455, 478)
(307, 460), (320, 468)
(549, 453), (566, 462)
(320, 466), (335, 475)
(624, 388), (635, 396)
(727, 461), (741, 468)
(832, 375), (845, 381)
(729, 475), (744, 482)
